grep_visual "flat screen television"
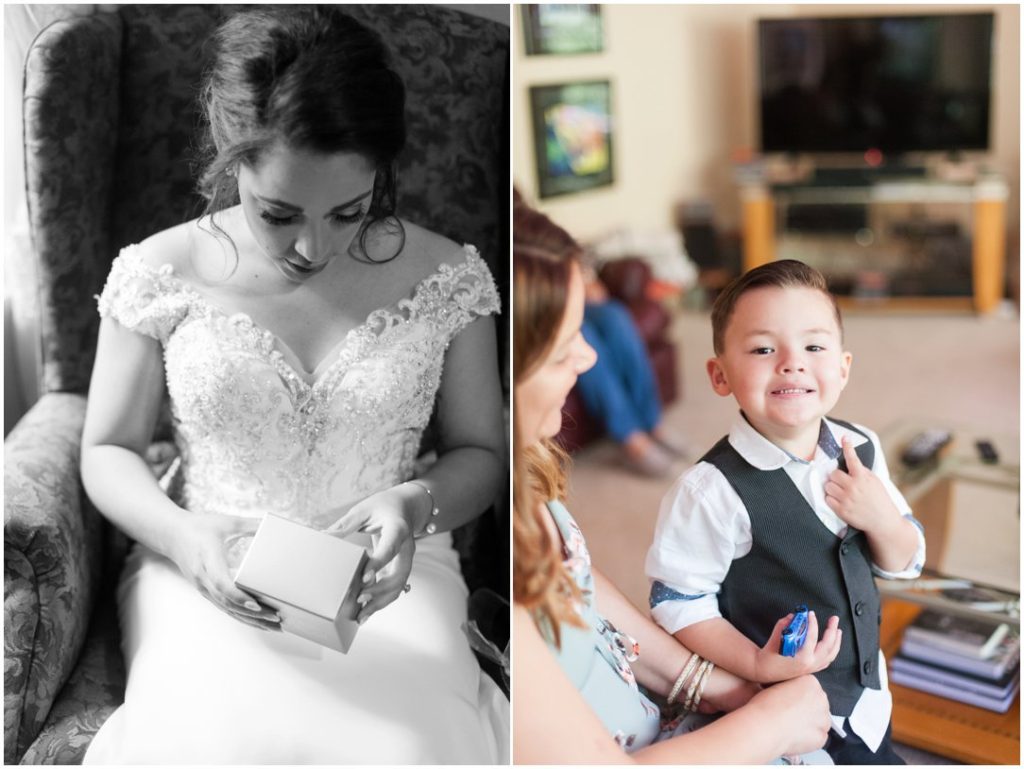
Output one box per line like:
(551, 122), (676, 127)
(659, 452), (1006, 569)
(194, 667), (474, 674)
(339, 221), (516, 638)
(758, 13), (994, 154)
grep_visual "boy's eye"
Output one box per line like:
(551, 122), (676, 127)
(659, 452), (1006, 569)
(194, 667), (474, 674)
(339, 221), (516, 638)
(806, 345), (825, 352)
(751, 347), (774, 355)
(259, 210), (297, 226)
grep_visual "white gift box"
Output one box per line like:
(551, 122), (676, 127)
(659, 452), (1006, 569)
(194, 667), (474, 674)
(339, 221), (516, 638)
(233, 513), (369, 653)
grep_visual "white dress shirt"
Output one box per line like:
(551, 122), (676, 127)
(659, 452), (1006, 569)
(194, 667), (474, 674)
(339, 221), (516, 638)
(646, 413), (925, 752)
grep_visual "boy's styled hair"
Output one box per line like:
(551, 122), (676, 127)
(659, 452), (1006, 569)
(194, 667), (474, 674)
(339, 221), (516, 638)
(710, 259), (843, 354)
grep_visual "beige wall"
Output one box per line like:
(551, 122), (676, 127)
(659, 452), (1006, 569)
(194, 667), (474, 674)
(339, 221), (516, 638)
(513, 4), (1020, 243)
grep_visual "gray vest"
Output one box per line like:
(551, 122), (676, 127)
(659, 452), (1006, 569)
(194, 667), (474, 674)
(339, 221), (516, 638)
(702, 419), (882, 717)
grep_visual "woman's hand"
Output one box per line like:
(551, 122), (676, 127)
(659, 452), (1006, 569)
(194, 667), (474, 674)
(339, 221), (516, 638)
(168, 512), (281, 630)
(749, 675), (833, 756)
(696, 666), (762, 714)
(753, 611), (842, 683)
(326, 484), (423, 622)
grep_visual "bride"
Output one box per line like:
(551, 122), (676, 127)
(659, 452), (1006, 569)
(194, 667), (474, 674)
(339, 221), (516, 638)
(80, 7), (507, 763)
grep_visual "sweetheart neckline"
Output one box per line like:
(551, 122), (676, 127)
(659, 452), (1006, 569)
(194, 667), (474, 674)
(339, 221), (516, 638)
(122, 243), (481, 388)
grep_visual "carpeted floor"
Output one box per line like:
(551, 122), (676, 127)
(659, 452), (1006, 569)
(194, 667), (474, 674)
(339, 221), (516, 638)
(564, 306), (1019, 765)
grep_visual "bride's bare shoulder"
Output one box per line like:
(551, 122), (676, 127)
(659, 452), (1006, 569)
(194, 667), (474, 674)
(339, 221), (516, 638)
(135, 212), (238, 284)
(133, 219), (201, 279)
(399, 220), (474, 274)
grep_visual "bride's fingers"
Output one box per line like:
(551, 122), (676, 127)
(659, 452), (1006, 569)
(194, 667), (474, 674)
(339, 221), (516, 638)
(197, 580), (280, 629)
(324, 498), (364, 536)
(365, 521), (411, 574)
(356, 579), (406, 622)
(325, 509), (365, 537)
(209, 569), (280, 622)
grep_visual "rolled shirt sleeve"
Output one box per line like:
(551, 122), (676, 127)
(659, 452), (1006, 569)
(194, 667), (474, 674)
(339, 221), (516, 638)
(858, 425), (926, 579)
(645, 463), (751, 634)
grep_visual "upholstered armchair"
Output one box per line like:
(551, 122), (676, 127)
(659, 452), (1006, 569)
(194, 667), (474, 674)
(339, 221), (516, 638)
(4, 5), (508, 763)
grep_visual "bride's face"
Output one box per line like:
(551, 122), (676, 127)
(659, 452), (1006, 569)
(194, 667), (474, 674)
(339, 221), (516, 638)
(516, 264), (596, 446)
(237, 142), (377, 283)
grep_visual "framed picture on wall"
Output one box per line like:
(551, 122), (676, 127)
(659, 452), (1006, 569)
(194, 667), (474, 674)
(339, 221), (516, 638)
(521, 4), (603, 56)
(530, 80), (614, 199)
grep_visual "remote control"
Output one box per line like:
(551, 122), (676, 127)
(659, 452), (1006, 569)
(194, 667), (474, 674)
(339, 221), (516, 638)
(780, 605), (809, 657)
(901, 429), (952, 468)
(975, 439), (999, 464)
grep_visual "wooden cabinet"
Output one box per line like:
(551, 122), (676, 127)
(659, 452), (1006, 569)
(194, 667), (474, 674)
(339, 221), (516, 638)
(741, 178), (1008, 313)
(881, 599), (1020, 764)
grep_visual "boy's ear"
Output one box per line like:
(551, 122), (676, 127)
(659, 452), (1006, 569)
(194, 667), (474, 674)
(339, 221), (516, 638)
(839, 350), (853, 390)
(706, 357), (732, 397)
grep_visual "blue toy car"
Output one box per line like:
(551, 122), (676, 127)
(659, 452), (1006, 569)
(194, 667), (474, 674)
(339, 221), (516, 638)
(779, 605), (809, 657)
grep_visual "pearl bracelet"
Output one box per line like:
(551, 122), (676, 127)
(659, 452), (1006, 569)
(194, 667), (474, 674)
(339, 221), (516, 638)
(405, 480), (439, 536)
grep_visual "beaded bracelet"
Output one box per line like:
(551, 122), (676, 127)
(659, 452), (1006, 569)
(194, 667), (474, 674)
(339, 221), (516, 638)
(405, 479), (439, 536)
(666, 652), (700, 706)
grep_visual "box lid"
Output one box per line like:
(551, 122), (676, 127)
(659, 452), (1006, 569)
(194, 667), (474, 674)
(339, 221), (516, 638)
(234, 514), (367, 619)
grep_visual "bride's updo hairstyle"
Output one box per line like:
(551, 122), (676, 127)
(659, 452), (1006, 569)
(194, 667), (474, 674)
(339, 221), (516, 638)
(196, 6), (406, 261)
(512, 192), (585, 646)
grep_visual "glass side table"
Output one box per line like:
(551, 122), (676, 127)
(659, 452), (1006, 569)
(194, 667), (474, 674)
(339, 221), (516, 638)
(875, 418), (1019, 626)
(876, 419), (1020, 764)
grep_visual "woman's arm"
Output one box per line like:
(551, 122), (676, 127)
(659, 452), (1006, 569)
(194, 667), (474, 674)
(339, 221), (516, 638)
(415, 313), (505, 532)
(329, 314), (504, 617)
(81, 317), (277, 629)
(591, 568), (758, 710)
(81, 318), (186, 554)
(513, 604), (831, 764)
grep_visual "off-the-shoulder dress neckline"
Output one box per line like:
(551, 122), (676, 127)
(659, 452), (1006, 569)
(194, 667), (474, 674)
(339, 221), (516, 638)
(120, 242), (483, 387)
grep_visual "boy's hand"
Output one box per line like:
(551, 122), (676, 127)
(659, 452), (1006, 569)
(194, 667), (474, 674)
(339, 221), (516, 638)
(697, 665), (762, 713)
(824, 436), (902, 535)
(753, 610), (842, 683)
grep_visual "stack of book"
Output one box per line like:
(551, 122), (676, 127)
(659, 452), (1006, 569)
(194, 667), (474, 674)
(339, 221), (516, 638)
(891, 608), (1020, 713)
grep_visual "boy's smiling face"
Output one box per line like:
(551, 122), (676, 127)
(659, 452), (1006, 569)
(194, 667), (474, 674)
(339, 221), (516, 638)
(707, 285), (852, 456)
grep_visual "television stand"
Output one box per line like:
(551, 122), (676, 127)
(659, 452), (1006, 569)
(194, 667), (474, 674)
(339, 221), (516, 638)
(810, 166), (928, 188)
(740, 176), (1009, 313)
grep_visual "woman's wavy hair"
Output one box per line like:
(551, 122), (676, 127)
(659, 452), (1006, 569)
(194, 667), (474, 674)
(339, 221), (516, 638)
(195, 6), (406, 262)
(513, 192), (585, 646)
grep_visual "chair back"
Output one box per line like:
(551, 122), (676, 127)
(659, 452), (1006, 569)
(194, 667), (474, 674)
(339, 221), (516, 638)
(23, 4), (508, 394)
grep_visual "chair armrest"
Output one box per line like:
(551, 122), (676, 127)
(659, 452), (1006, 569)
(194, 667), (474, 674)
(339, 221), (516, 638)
(4, 393), (103, 764)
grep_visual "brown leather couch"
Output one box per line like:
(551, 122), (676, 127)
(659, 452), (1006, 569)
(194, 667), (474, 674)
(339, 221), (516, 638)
(556, 257), (680, 452)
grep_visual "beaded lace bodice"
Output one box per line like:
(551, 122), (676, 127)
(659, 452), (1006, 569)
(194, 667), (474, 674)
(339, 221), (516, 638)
(98, 243), (499, 528)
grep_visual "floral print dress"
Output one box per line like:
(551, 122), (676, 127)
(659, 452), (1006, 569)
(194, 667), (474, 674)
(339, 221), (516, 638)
(538, 500), (661, 752)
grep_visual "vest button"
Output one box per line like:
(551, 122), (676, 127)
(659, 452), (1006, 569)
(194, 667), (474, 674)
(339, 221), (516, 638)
(854, 601), (865, 616)
(863, 659), (874, 675)
(840, 543), (850, 556)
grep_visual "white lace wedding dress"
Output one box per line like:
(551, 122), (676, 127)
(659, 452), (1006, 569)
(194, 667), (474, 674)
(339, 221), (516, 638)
(83, 243), (509, 764)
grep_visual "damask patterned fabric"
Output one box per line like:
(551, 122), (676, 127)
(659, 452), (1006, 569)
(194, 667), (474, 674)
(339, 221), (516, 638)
(3, 393), (103, 764)
(18, 593), (125, 765)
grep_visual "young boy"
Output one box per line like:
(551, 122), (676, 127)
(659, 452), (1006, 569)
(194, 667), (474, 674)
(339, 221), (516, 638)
(646, 260), (924, 764)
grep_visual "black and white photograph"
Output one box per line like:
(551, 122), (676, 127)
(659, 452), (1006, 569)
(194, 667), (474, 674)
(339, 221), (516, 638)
(6, 1), (1024, 767)
(4, 3), (509, 764)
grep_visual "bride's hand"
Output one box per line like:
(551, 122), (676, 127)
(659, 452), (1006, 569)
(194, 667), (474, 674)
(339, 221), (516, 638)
(326, 485), (421, 622)
(169, 512), (281, 631)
